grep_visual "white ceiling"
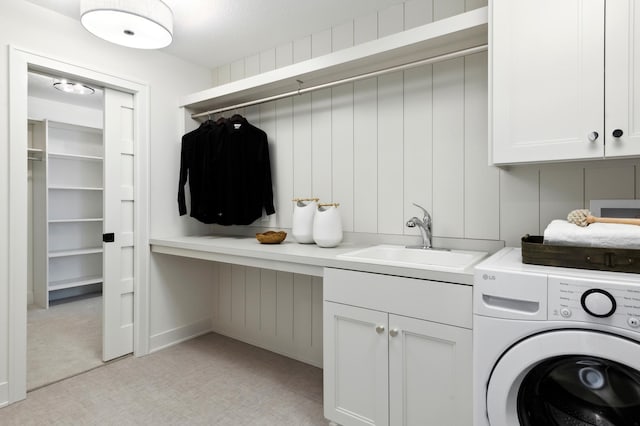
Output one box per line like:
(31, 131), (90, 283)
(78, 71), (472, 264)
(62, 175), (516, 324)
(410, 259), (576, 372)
(24, 0), (405, 69)
(29, 71), (104, 110)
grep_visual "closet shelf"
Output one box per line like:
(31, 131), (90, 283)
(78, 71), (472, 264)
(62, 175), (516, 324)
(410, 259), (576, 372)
(48, 152), (103, 161)
(48, 275), (103, 291)
(48, 185), (104, 191)
(180, 7), (487, 114)
(49, 218), (104, 223)
(48, 248), (103, 258)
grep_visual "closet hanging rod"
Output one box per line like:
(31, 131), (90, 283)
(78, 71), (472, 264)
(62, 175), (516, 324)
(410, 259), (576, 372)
(191, 44), (488, 119)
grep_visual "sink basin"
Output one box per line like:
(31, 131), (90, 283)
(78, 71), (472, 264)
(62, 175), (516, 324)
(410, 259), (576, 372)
(337, 244), (487, 271)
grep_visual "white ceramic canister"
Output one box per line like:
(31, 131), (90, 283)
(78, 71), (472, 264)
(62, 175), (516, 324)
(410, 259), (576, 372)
(292, 199), (318, 243)
(313, 203), (343, 248)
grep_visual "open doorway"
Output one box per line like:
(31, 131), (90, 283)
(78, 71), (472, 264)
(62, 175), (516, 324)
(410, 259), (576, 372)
(8, 47), (149, 405)
(27, 70), (105, 390)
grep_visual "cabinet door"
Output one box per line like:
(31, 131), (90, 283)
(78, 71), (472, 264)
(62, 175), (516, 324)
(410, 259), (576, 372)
(324, 302), (389, 426)
(388, 314), (472, 426)
(491, 0), (605, 164)
(606, 0), (640, 157)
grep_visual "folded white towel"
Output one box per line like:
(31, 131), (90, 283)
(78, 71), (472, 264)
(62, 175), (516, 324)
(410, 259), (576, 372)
(543, 219), (640, 249)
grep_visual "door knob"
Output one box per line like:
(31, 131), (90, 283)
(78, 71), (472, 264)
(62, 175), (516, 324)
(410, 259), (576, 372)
(612, 129), (624, 138)
(389, 328), (399, 337)
(375, 325), (385, 334)
(588, 131), (599, 142)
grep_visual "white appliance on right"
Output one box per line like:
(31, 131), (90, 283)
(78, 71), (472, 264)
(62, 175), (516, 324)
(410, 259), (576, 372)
(473, 248), (640, 426)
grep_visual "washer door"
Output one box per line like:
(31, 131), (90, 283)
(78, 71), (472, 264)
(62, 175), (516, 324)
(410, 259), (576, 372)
(486, 330), (640, 426)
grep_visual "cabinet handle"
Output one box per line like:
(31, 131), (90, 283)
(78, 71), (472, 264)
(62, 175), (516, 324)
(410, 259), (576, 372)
(375, 325), (385, 334)
(588, 131), (599, 142)
(613, 129), (624, 138)
(389, 328), (399, 337)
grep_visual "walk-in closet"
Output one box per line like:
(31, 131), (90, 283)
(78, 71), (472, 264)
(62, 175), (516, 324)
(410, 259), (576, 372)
(27, 71), (104, 390)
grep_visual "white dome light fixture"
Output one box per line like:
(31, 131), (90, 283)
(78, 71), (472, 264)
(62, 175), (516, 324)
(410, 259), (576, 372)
(80, 0), (173, 49)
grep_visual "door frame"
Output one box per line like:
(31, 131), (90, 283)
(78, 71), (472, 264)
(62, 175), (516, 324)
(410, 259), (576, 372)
(8, 46), (150, 404)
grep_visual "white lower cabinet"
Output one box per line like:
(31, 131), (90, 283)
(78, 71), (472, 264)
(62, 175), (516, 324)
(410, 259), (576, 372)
(323, 268), (472, 426)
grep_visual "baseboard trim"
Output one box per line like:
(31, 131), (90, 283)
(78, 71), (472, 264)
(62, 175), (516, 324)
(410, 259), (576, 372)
(148, 318), (212, 353)
(211, 323), (323, 368)
(0, 381), (8, 408)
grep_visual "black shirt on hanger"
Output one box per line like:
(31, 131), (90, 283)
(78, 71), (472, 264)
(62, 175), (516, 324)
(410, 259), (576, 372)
(177, 115), (275, 225)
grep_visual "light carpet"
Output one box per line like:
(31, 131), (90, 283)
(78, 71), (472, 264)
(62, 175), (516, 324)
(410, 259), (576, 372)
(27, 295), (103, 390)
(3, 332), (325, 425)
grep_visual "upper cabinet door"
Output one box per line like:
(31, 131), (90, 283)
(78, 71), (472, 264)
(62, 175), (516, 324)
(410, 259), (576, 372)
(605, 0), (640, 158)
(491, 0), (605, 164)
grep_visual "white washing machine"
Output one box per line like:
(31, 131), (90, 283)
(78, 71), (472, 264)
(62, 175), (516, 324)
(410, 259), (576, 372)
(473, 247), (640, 426)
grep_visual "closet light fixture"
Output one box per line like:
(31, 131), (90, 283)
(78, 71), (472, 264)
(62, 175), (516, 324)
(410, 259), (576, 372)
(53, 80), (96, 95)
(80, 0), (173, 49)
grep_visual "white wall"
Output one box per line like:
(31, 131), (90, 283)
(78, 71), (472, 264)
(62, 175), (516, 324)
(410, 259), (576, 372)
(190, 0), (640, 363)
(0, 0), (214, 406)
(209, 0), (640, 248)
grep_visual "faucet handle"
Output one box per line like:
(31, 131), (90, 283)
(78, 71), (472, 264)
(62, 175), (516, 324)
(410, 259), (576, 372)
(412, 203), (431, 225)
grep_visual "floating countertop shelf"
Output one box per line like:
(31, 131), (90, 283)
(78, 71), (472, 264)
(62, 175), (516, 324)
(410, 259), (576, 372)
(180, 7), (488, 114)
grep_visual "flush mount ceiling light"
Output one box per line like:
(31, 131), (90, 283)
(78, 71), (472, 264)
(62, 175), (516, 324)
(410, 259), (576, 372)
(80, 0), (173, 49)
(53, 80), (96, 95)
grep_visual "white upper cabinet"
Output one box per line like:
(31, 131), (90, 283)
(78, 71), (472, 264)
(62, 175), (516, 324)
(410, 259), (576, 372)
(491, 0), (640, 164)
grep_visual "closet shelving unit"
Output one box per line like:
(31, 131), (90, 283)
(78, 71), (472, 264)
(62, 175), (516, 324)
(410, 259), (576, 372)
(179, 7), (488, 116)
(32, 119), (104, 307)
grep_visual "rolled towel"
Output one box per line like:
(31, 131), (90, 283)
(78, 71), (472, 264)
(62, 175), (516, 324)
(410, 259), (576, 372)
(543, 219), (640, 249)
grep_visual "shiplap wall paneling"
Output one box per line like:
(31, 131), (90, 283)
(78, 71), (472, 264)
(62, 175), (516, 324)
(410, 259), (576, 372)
(217, 64), (230, 85)
(230, 59), (244, 82)
(584, 165), (635, 202)
(403, 65), (433, 238)
(211, 263), (323, 367)
(260, 269), (278, 336)
(464, 52), (499, 240)
(354, 12), (378, 45)
(311, 89), (333, 202)
(353, 78), (379, 233)
(499, 161), (639, 246)
(276, 43), (293, 68)
(293, 93), (313, 198)
(260, 49), (276, 73)
(435, 0), (464, 21)
(379, 4), (405, 37)
(245, 267), (261, 332)
(378, 71), (405, 235)
(433, 58), (465, 238)
(312, 29), (332, 58)
(259, 102), (277, 227)
(405, 0), (433, 30)
(331, 83), (355, 231)
(637, 163), (640, 198)
(275, 98), (294, 228)
(245, 54), (260, 78)
(293, 36), (312, 63)
(332, 21), (354, 51)
(539, 166), (583, 233)
(499, 167), (540, 247)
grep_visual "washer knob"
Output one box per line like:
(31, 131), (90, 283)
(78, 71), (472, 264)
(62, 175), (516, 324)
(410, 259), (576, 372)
(581, 289), (616, 318)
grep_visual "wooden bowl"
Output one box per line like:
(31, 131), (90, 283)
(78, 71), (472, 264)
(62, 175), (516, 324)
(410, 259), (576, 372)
(256, 231), (287, 244)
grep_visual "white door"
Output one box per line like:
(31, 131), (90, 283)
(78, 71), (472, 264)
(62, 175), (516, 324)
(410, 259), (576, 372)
(388, 314), (472, 426)
(491, 0), (605, 164)
(102, 88), (135, 361)
(605, 0), (640, 157)
(323, 302), (389, 426)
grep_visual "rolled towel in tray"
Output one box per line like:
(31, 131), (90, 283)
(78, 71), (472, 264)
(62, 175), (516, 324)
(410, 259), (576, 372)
(543, 219), (640, 249)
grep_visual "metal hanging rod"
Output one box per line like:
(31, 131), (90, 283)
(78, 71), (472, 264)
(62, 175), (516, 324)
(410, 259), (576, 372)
(191, 44), (488, 119)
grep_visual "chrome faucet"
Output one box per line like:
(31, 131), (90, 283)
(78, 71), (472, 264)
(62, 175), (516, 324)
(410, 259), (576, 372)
(406, 203), (432, 249)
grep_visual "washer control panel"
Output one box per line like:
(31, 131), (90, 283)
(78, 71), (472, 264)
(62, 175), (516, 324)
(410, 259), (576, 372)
(549, 275), (640, 331)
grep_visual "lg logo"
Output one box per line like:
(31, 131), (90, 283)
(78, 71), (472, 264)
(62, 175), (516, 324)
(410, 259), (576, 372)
(482, 274), (496, 281)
